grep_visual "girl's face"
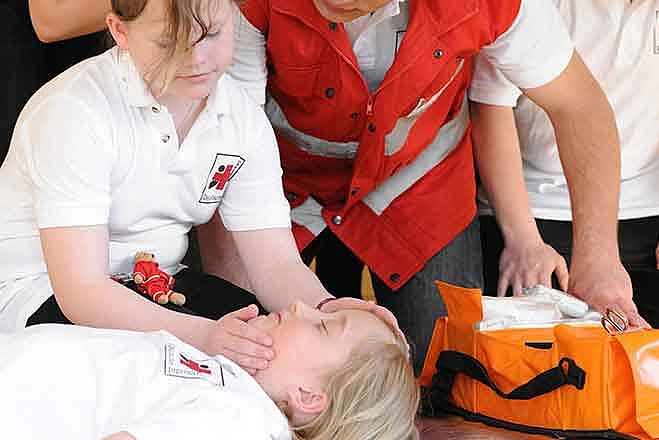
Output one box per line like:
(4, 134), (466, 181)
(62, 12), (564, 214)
(111, 0), (234, 101)
(249, 302), (395, 417)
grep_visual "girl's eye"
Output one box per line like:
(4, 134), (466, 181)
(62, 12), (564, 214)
(206, 29), (221, 38)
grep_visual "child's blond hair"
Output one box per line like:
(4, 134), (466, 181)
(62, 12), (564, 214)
(291, 327), (419, 440)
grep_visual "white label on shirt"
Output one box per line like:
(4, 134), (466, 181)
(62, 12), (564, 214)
(199, 153), (246, 204)
(164, 343), (234, 387)
(655, 10), (659, 54)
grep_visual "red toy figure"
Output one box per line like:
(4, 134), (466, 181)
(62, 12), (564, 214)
(131, 251), (186, 306)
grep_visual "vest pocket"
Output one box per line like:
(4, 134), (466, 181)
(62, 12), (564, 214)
(270, 65), (320, 97)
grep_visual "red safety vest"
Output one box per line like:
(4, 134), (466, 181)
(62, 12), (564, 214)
(241, 0), (521, 289)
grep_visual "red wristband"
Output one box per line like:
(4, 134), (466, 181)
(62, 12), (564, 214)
(316, 297), (338, 310)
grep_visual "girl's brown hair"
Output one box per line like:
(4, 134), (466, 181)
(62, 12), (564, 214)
(110, 0), (229, 92)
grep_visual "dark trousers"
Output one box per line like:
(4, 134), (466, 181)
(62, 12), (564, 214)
(480, 215), (659, 328)
(26, 268), (265, 326)
(302, 218), (484, 375)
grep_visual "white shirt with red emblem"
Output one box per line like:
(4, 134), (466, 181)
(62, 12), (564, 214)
(0, 324), (291, 440)
(0, 47), (290, 330)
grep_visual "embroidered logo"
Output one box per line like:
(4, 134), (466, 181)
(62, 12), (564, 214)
(199, 153), (245, 204)
(164, 343), (236, 387)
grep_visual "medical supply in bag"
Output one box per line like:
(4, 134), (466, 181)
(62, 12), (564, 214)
(419, 282), (659, 439)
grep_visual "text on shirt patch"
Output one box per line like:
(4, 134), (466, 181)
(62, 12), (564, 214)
(199, 153), (246, 204)
(164, 343), (236, 386)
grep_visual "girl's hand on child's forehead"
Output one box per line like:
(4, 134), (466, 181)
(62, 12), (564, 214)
(205, 304), (276, 375)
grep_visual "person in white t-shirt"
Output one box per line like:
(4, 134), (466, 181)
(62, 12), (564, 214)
(0, 303), (418, 440)
(470, 0), (659, 327)
(0, 0), (399, 374)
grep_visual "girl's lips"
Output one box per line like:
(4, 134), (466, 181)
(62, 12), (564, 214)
(177, 72), (212, 82)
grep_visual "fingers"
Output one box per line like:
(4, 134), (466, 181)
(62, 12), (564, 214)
(496, 274), (510, 297)
(555, 258), (569, 292)
(222, 347), (270, 371)
(625, 308), (651, 330)
(226, 304), (260, 321)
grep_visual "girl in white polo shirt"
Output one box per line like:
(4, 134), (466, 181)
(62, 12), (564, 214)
(0, 304), (418, 440)
(0, 0), (397, 374)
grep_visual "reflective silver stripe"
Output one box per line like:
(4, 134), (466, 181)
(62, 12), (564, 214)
(289, 197), (327, 236)
(384, 58), (465, 156)
(265, 97), (359, 159)
(363, 94), (470, 215)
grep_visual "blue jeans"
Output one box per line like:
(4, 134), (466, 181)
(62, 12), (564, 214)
(304, 217), (484, 374)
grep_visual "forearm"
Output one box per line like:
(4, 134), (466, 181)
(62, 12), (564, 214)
(249, 259), (330, 312)
(524, 52), (621, 258)
(471, 102), (541, 244)
(551, 106), (620, 255)
(196, 212), (253, 291)
(28, 0), (110, 42)
(53, 277), (213, 351)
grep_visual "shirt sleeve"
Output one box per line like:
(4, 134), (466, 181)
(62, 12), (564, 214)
(229, 9), (268, 106)
(468, 53), (522, 106)
(218, 97), (291, 232)
(19, 95), (114, 229)
(477, 0), (574, 90)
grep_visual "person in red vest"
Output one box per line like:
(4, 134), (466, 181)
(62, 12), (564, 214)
(193, 0), (635, 374)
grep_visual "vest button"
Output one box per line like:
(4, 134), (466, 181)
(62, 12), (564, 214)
(161, 134), (171, 143)
(350, 112), (359, 119)
(433, 49), (444, 59)
(329, 22), (338, 31)
(331, 215), (343, 225)
(325, 87), (335, 98)
(350, 187), (360, 196)
(368, 123), (376, 133)
(390, 273), (401, 283)
(285, 191), (297, 201)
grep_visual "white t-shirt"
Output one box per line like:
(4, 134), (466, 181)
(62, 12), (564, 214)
(0, 47), (290, 325)
(0, 325), (291, 440)
(470, 0), (659, 221)
(231, 0), (574, 105)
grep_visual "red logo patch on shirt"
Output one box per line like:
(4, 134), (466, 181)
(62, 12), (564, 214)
(200, 153), (245, 204)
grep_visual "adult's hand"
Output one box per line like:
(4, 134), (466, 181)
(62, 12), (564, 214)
(498, 240), (569, 297)
(569, 252), (650, 329)
(204, 304), (275, 375)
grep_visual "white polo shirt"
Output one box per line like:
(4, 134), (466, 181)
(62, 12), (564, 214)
(470, 0), (659, 221)
(0, 325), (291, 440)
(0, 47), (290, 328)
(231, 0), (574, 104)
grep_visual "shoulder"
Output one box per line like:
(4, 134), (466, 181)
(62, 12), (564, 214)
(216, 74), (271, 134)
(17, 48), (124, 133)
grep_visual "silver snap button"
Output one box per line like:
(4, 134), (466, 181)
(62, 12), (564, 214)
(161, 134), (171, 143)
(332, 215), (343, 225)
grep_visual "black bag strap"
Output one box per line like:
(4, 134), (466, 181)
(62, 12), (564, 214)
(432, 350), (586, 403)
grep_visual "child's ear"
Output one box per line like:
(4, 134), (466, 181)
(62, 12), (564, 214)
(286, 386), (328, 417)
(106, 14), (130, 49)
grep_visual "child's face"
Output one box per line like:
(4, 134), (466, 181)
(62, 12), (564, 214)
(249, 302), (395, 409)
(121, 0), (234, 101)
(312, 0), (390, 22)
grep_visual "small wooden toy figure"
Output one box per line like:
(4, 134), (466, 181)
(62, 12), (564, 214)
(132, 251), (186, 306)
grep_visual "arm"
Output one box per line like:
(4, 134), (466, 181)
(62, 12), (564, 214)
(197, 212), (253, 291)
(521, 52), (647, 327)
(230, 227), (330, 312)
(40, 225), (275, 371)
(471, 101), (568, 296)
(28, 0), (110, 43)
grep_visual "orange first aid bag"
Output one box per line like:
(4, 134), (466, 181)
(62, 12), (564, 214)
(420, 282), (659, 439)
